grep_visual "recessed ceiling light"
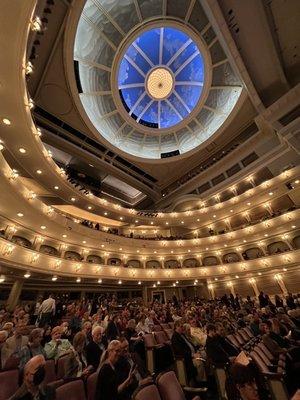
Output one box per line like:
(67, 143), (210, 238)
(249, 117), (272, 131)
(101, 244), (104, 247)
(119, 248), (122, 251)
(235, 275), (239, 279)
(213, 215), (216, 218)
(135, 220), (139, 223)
(150, 221), (154, 225)
(104, 212), (108, 216)
(98, 278), (102, 283)
(258, 272), (262, 276)
(165, 222), (169, 225)
(40, 225), (46, 230)
(54, 186), (59, 190)
(62, 234), (67, 238)
(243, 239), (247, 243)
(89, 164), (94, 167)
(181, 221), (184, 224)
(292, 225), (296, 228)
(138, 281), (141, 285)
(206, 247), (209, 251)
(0, 275), (5, 283)
(136, 250), (139, 253)
(2, 118), (11, 125)
(230, 209), (233, 213)
(76, 277), (81, 283)
(214, 278), (218, 281)
(82, 240), (86, 244)
(247, 202), (251, 205)
(52, 275), (58, 281)
(295, 180), (299, 184)
(264, 234), (268, 237)
(154, 251), (157, 254)
(17, 212), (24, 217)
(19, 148), (26, 154)
(118, 280), (122, 284)
(269, 192), (273, 196)
(197, 218), (200, 222)
(176, 281), (179, 284)
(119, 217), (123, 220)
(71, 197), (76, 202)
(24, 272), (31, 278)
(87, 206), (92, 210)
(36, 169), (42, 174)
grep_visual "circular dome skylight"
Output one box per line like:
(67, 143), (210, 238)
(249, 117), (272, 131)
(73, 0), (244, 160)
(117, 27), (205, 129)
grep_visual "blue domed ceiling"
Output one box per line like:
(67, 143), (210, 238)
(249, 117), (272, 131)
(73, 0), (244, 160)
(118, 27), (205, 129)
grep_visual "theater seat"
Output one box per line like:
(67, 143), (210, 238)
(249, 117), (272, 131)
(0, 369), (19, 400)
(87, 372), (98, 400)
(56, 380), (86, 400)
(44, 359), (56, 384)
(157, 370), (204, 400)
(133, 383), (161, 400)
(56, 355), (68, 379)
(154, 331), (169, 345)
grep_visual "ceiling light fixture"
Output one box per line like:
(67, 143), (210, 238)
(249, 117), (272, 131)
(76, 277), (81, 283)
(0, 275), (5, 283)
(71, 197), (76, 202)
(19, 148), (26, 154)
(52, 275), (58, 281)
(40, 225), (46, 230)
(98, 278), (102, 283)
(24, 271), (31, 278)
(2, 118), (11, 125)
(17, 212), (24, 217)
(54, 186), (59, 190)
(36, 169), (42, 174)
(62, 234), (67, 238)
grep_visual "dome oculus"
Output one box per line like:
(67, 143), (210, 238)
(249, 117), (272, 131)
(118, 27), (205, 129)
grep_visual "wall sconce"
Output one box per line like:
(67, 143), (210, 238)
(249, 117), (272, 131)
(2, 244), (15, 256)
(30, 253), (39, 263)
(30, 16), (42, 31)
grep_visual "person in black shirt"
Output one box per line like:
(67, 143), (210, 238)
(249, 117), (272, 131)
(205, 324), (230, 367)
(106, 315), (120, 341)
(94, 340), (136, 400)
(86, 326), (106, 371)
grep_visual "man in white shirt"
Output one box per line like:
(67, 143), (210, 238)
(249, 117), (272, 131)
(39, 294), (55, 327)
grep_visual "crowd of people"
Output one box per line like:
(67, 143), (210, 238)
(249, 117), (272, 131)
(0, 290), (299, 400)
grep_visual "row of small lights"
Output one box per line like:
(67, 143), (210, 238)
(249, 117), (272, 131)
(1, 111), (298, 228)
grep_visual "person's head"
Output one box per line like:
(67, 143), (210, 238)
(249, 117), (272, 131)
(44, 325), (51, 336)
(183, 323), (191, 337)
(107, 340), (121, 365)
(73, 332), (86, 353)
(51, 326), (62, 341)
(0, 330), (8, 348)
(174, 318), (184, 334)
(92, 326), (103, 344)
(216, 323), (225, 337)
(29, 329), (43, 348)
(24, 355), (46, 390)
(206, 323), (217, 337)
(2, 322), (14, 335)
(119, 337), (129, 357)
(230, 363), (259, 400)
(15, 322), (26, 337)
(48, 293), (54, 299)
(127, 319), (136, 330)
(259, 320), (271, 335)
(82, 321), (92, 334)
(189, 318), (197, 328)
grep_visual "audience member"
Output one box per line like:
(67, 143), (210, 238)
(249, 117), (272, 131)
(44, 326), (72, 361)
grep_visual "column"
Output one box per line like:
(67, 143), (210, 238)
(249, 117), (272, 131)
(208, 283), (215, 299)
(226, 281), (235, 296)
(142, 286), (148, 304)
(249, 278), (259, 297)
(274, 274), (288, 296)
(7, 279), (24, 311)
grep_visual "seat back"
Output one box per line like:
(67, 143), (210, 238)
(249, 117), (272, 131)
(3, 355), (20, 370)
(213, 366), (228, 400)
(144, 333), (157, 348)
(133, 383), (161, 400)
(44, 359), (56, 384)
(244, 327), (254, 339)
(154, 331), (168, 345)
(267, 377), (289, 400)
(144, 334), (156, 373)
(157, 370), (185, 400)
(257, 342), (275, 362)
(87, 372), (98, 400)
(0, 369), (19, 400)
(56, 355), (68, 379)
(254, 347), (272, 367)
(175, 358), (188, 386)
(250, 351), (269, 373)
(238, 329), (250, 341)
(226, 334), (240, 349)
(56, 380), (86, 400)
(165, 329), (173, 340)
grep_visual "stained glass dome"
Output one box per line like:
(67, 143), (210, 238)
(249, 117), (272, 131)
(117, 27), (205, 129)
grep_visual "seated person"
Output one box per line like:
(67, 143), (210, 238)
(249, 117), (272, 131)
(1, 322), (28, 368)
(115, 337), (151, 400)
(86, 326), (106, 371)
(19, 328), (46, 370)
(95, 340), (136, 400)
(65, 332), (93, 378)
(171, 319), (198, 385)
(9, 355), (53, 400)
(205, 324), (231, 367)
(183, 323), (206, 382)
(227, 362), (260, 400)
(44, 326), (72, 361)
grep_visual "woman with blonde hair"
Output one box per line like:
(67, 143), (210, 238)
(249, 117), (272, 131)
(95, 340), (136, 400)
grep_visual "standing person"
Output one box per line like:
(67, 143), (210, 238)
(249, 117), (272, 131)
(106, 315), (120, 341)
(39, 294), (55, 328)
(32, 296), (42, 326)
(94, 340), (136, 400)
